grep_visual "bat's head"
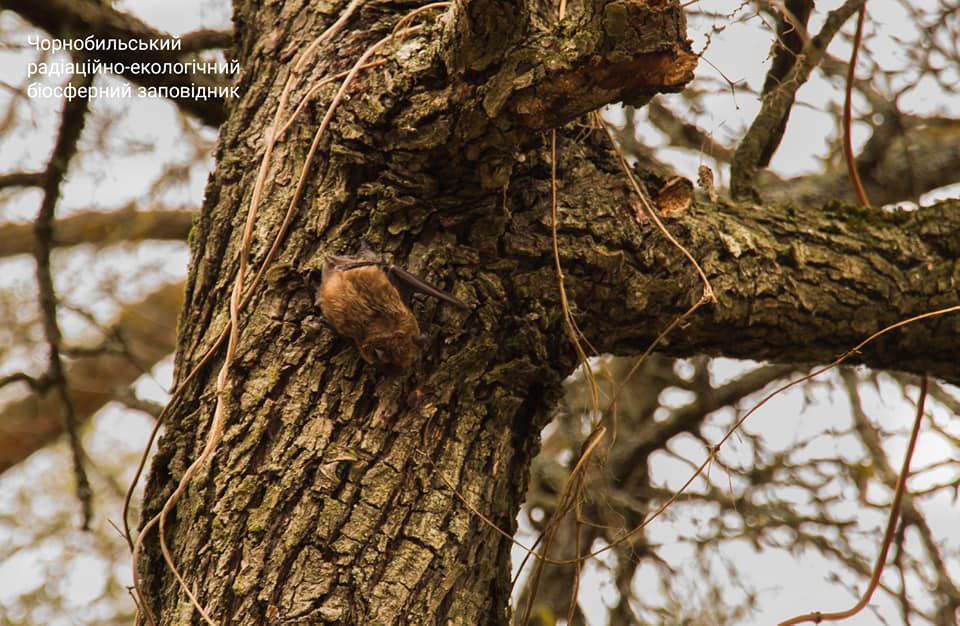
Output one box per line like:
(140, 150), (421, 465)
(359, 330), (424, 369)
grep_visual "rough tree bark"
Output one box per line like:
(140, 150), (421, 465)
(133, 1), (959, 624)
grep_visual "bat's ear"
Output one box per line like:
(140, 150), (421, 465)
(356, 240), (378, 260)
(321, 256), (337, 278)
(413, 334), (430, 348)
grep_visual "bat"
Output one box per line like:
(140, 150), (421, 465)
(318, 248), (467, 368)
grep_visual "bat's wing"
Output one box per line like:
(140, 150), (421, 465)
(383, 264), (467, 309)
(323, 248), (466, 308)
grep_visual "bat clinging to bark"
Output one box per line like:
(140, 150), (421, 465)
(319, 249), (467, 368)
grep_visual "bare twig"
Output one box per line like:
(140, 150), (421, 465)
(0, 371), (49, 391)
(33, 72), (95, 529)
(0, 171), (45, 188)
(842, 3), (870, 206)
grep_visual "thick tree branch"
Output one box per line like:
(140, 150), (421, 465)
(0, 206), (193, 257)
(505, 134), (960, 384)
(0, 0), (231, 126)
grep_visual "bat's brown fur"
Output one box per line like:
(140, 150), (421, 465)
(320, 262), (422, 368)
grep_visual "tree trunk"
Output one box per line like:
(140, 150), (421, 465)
(134, 0), (960, 624)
